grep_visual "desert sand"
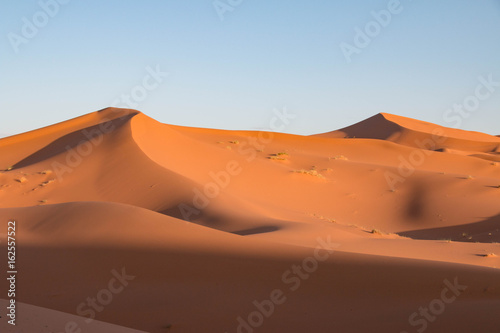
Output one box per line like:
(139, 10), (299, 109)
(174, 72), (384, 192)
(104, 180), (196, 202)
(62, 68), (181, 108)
(0, 108), (499, 333)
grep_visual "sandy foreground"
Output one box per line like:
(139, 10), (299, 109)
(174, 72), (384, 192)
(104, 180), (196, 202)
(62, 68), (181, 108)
(0, 108), (499, 333)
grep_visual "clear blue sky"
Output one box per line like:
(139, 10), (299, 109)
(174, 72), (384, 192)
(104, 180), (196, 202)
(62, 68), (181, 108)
(1, 0), (499, 137)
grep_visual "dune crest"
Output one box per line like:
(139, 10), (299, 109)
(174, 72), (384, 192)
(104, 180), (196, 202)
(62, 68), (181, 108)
(316, 112), (500, 156)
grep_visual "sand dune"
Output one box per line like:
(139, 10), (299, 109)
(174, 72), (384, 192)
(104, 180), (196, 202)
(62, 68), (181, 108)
(317, 113), (500, 158)
(1, 108), (499, 332)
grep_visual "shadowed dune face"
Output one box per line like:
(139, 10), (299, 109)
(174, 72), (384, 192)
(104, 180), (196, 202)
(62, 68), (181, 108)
(315, 112), (500, 160)
(399, 213), (500, 242)
(0, 108), (139, 168)
(11, 114), (136, 169)
(317, 113), (404, 140)
(1, 108), (500, 333)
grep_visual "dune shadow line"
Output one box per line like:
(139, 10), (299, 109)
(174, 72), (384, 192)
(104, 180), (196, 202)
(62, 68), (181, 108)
(398, 214), (500, 243)
(12, 114), (136, 169)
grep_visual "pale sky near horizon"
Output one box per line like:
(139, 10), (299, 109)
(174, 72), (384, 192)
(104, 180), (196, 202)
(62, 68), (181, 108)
(1, 0), (499, 137)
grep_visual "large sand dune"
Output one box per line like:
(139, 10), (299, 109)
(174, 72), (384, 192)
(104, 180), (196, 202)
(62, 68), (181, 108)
(1, 108), (499, 332)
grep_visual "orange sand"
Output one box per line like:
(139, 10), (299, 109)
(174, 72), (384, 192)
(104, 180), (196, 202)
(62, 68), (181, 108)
(0, 108), (499, 332)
